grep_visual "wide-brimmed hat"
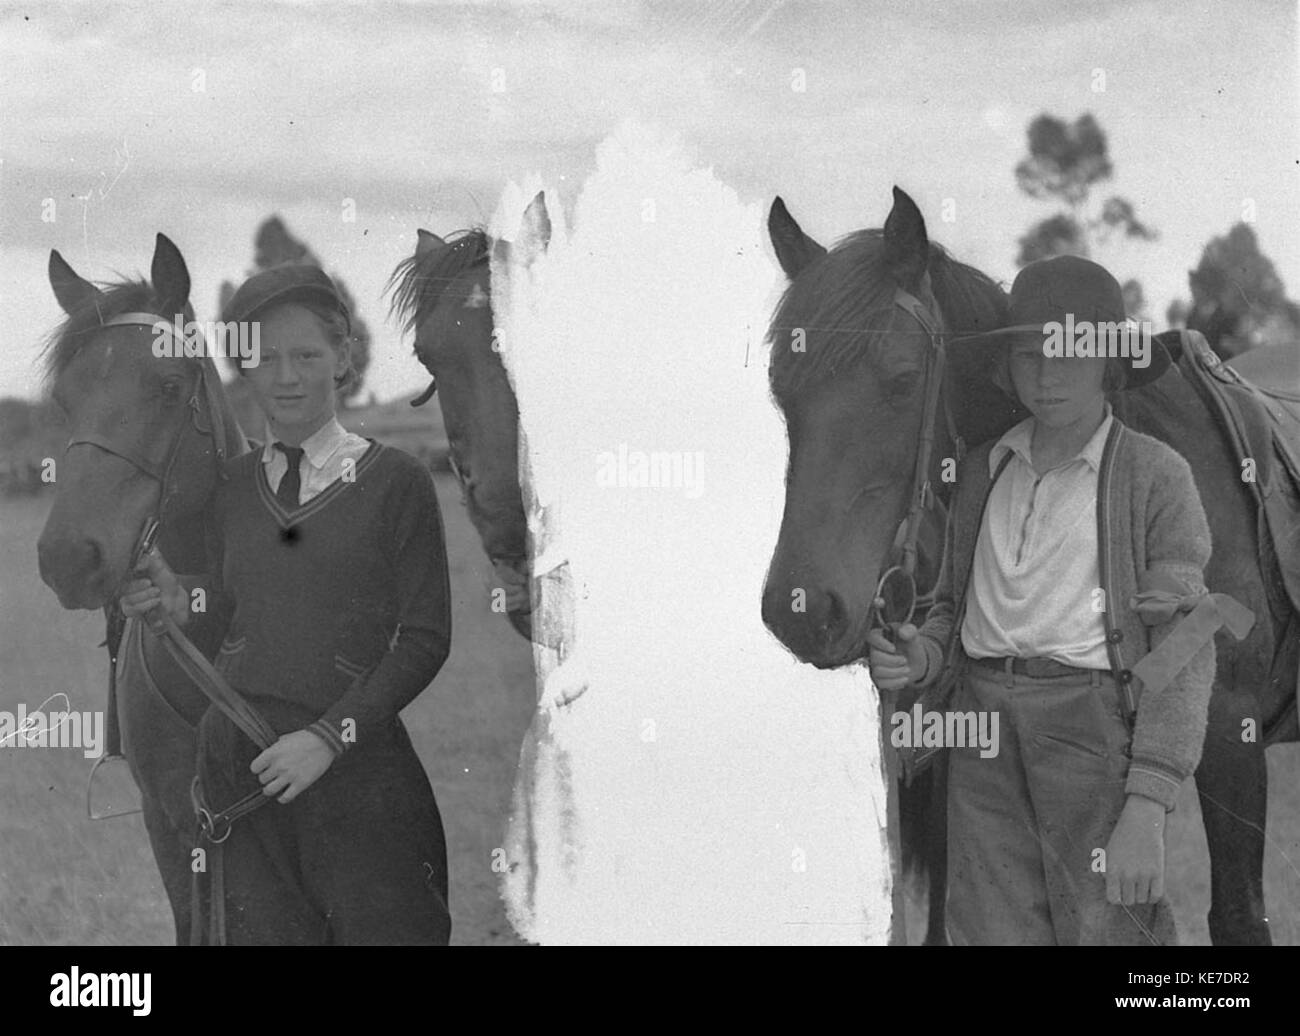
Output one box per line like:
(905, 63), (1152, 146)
(961, 255), (1169, 390)
(221, 264), (352, 334)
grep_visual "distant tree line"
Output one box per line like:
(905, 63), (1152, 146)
(1014, 112), (1298, 359)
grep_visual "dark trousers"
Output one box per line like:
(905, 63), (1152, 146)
(946, 663), (1179, 946)
(196, 699), (451, 945)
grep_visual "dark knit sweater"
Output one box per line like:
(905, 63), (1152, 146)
(209, 441), (451, 754)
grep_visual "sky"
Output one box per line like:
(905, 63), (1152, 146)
(2, 0), (1297, 403)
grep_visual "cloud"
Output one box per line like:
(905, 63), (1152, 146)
(2, 0), (1295, 401)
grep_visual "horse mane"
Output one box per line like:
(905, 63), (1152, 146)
(41, 277), (195, 388)
(388, 228), (491, 339)
(766, 229), (1009, 399)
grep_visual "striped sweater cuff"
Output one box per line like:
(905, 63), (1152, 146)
(1125, 755), (1186, 812)
(307, 719), (348, 757)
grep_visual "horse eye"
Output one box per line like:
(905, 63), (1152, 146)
(160, 379), (185, 405)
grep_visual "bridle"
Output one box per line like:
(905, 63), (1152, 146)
(416, 367), (532, 613)
(402, 264), (530, 595)
(445, 448), (532, 616)
(76, 311), (237, 819)
(868, 285), (964, 647)
(71, 314), (278, 948)
(65, 313), (233, 547)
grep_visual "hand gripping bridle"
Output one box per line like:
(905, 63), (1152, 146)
(867, 287), (964, 648)
(83, 314), (274, 821)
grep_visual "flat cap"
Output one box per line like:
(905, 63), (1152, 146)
(220, 264), (351, 334)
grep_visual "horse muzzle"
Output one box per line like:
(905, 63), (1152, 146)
(37, 528), (113, 610)
(761, 577), (871, 668)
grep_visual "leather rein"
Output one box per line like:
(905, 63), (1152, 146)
(868, 286), (964, 645)
(84, 313), (273, 821)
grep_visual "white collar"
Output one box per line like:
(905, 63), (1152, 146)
(989, 401), (1113, 477)
(261, 416), (349, 469)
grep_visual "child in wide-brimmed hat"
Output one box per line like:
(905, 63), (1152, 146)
(869, 255), (1218, 945)
(123, 264), (454, 944)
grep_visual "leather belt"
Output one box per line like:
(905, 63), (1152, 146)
(969, 655), (1106, 679)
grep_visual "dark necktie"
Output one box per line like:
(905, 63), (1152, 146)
(274, 443), (304, 509)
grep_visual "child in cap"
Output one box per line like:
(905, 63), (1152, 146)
(122, 264), (453, 944)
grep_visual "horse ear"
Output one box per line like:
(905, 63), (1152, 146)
(151, 233), (191, 317)
(515, 191), (551, 270)
(48, 250), (101, 315)
(883, 186), (929, 292)
(768, 197), (826, 279)
(491, 237), (511, 269)
(493, 192), (551, 273)
(416, 229), (446, 256)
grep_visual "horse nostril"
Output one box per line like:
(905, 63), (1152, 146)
(821, 588), (847, 646)
(37, 533), (107, 603)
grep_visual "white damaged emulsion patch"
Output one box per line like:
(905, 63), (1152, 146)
(492, 121), (891, 944)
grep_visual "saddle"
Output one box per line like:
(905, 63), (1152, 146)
(1228, 344), (1300, 409)
(1162, 329), (1300, 618)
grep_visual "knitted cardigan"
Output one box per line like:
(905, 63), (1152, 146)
(914, 417), (1216, 810)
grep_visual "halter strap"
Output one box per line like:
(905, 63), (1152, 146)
(69, 311), (232, 618)
(65, 312), (232, 491)
(82, 310), (246, 818)
(102, 311), (181, 335)
(870, 286), (961, 643)
(893, 287), (964, 455)
(888, 286), (956, 579)
(98, 313), (238, 454)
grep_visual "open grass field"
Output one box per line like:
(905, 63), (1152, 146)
(1, 486), (1297, 945)
(0, 482), (536, 945)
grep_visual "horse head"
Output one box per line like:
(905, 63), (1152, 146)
(761, 188), (1015, 667)
(36, 234), (241, 610)
(389, 197), (551, 640)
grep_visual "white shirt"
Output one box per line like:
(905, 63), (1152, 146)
(262, 417), (371, 505)
(960, 404), (1114, 669)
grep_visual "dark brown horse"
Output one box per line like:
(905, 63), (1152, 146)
(388, 193), (553, 641)
(762, 187), (1298, 945)
(35, 235), (246, 943)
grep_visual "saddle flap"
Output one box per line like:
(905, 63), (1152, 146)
(1175, 330), (1300, 616)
